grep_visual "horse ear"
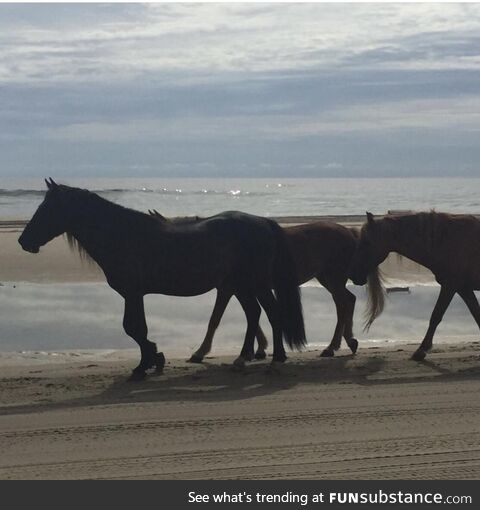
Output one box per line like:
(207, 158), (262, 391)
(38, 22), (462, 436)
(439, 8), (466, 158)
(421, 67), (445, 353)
(366, 212), (375, 225)
(153, 210), (166, 220)
(45, 177), (58, 191)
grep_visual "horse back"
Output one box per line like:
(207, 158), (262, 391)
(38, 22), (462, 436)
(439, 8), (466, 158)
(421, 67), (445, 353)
(139, 211), (279, 295)
(284, 221), (357, 284)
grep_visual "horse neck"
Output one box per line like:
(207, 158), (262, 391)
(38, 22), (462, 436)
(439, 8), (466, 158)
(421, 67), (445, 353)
(384, 216), (434, 270)
(66, 196), (150, 267)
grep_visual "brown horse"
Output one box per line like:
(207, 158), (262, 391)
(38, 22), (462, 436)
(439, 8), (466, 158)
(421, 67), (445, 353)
(350, 211), (480, 360)
(18, 179), (306, 380)
(149, 211), (384, 362)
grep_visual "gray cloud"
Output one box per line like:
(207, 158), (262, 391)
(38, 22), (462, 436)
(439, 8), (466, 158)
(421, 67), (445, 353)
(1, 3), (480, 177)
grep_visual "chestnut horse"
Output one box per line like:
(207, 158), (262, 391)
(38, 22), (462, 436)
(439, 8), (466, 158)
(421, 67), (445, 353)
(19, 180), (306, 379)
(350, 211), (480, 360)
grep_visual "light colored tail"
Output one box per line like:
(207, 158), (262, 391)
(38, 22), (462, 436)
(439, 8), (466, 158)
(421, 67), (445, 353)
(363, 266), (385, 331)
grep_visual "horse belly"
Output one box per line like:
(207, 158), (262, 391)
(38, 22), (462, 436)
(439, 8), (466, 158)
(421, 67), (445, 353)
(147, 255), (229, 296)
(471, 272), (480, 290)
(470, 245), (480, 289)
(148, 281), (216, 297)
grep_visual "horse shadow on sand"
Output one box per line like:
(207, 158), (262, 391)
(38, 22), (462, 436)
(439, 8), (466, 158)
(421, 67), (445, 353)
(3, 347), (479, 417)
(1, 352), (371, 416)
(99, 352), (385, 406)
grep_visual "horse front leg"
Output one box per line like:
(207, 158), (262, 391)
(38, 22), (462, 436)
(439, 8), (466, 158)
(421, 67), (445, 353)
(342, 289), (359, 354)
(412, 285), (455, 361)
(188, 289), (232, 363)
(257, 289), (286, 368)
(123, 294), (163, 381)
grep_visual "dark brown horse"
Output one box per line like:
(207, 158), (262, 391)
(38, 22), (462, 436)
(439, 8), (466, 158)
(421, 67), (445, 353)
(149, 211), (384, 362)
(18, 179), (306, 379)
(350, 211), (480, 360)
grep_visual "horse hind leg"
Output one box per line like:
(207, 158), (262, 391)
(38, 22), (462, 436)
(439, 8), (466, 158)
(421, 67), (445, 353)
(233, 292), (261, 368)
(458, 288), (480, 330)
(257, 289), (287, 367)
(188, 289), (232, 363)
(254, 325), (268, 360)
(343, 289), (359, 354)
(412, 285), (455, 361)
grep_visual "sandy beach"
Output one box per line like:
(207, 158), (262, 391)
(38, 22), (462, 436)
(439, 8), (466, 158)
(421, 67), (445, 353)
(0, 345), (479, 479)
(1, 217), (479, 480)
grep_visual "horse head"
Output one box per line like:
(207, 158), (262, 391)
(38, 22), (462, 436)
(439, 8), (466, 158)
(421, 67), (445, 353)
(18, 178), (70, 253)
(349, 212), (389, 285)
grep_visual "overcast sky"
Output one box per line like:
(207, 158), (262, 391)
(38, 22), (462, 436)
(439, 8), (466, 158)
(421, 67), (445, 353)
(2, 2), (480, 178)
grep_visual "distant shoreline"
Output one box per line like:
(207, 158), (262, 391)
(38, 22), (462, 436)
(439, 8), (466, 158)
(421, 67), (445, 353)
(1, 215), (367, 230)
(4, 212), (480, 229)
(0, 212), (456, 284)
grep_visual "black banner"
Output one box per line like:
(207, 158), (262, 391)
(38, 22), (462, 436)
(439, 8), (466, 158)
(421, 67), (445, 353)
(1, 480), (477, 509)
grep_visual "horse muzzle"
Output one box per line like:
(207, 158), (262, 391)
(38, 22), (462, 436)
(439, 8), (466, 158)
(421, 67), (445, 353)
(351, 274), (367, 286)
(18, 238), (40, 253)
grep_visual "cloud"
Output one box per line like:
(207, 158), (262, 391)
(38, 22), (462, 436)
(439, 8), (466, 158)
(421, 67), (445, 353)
(2, 3), (480, 177)
(35, 93), (480, 146)
(2, 3), (480, 84)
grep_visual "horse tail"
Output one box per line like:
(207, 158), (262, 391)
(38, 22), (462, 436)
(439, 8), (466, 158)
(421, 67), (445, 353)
(363, 266), (386, 331)
(270, 222), (307, 350)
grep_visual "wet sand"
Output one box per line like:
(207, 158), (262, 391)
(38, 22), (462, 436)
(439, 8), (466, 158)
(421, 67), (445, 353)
(0, 221), (102, 282)
(1, 216), (479, 480)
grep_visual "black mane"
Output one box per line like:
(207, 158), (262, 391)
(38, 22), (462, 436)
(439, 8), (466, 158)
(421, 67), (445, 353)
(60, 185), (158, 263)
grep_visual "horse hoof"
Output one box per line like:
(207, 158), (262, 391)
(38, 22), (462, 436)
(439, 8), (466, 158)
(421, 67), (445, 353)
(155, 352), (165, 370)
(128, 370), (147, 382)
(254, 350), (266, 360)
(348, 338), (359, 354)
(411, 349), (426, 361)
(232, 357), (246, 369)
(244, 352), (255, 362)
(320, 348), (334, 357)
(187, 354), (203, 364)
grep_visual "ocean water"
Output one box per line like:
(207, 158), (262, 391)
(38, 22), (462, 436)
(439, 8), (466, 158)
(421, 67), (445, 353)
(1, 177), (480, 219)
